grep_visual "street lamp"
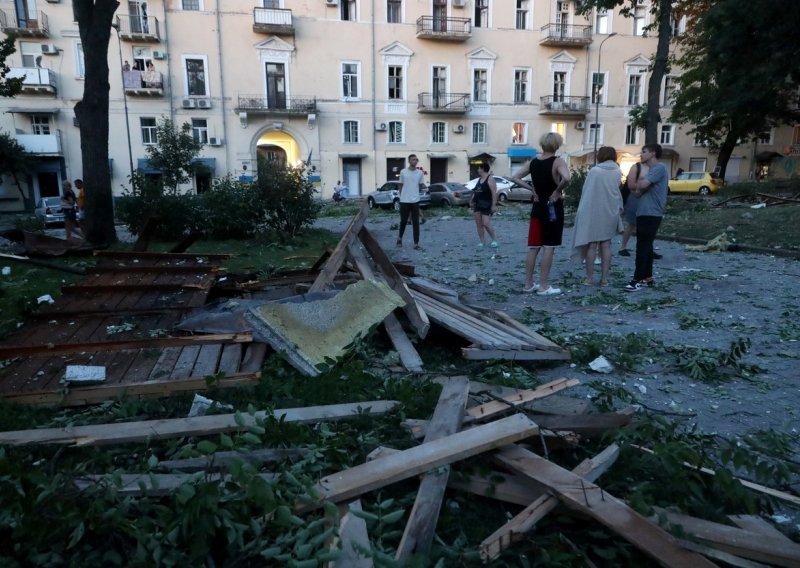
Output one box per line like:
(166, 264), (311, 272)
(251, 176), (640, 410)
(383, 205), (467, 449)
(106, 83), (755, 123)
(111, 23), (135, 190)
(593, 32), (617, 165)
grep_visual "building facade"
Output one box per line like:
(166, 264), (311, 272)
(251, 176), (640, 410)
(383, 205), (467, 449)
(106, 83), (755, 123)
(1, 0), (797, 211)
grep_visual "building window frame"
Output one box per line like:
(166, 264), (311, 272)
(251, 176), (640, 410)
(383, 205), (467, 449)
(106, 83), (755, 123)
(625, 124), (640, 145)
(512, 122), (527, 145)
(627, 74), (642, 106)
(344, 120), (360, 144)
(515, 0), (530, 30)
(141, 117), (158, 145)
(589, 123), (603, 145)
(388, 65), (404, 100)
(660, 124), (674, 145)
(341, 61), (361, 100)
(181, 0), (203, 11)
(388, 120), (404, 143)
(757, 129), (774, 145)
(472, 122), (487, 144)
(592, 71), (608, 105)
(595, 8), (609, 34)
(182, 55), (209, 97)
(475, 0), (490, 28)
(341, 0), (357, 22)
(75, 42), (85, 79)
(473, 68), (488, 103)
(662, 75), (677, 107)
(31, 115), (51, 135)
(387, 0), (401, 23)
(513, 68), (531, 104)
(432, 121), (447, 144)
(191, 118), (208, 144)
(633, 2), (647, 36)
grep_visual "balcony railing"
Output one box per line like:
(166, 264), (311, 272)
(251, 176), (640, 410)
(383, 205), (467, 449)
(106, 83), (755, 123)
(7, 67), (57, 94)
(123, 69), (163, 95)
(236, 94), (317, 115)
(115, 14), (161, 42)
(539, 23), (592, 46)
(0, 9), (49, 37)
(16, 132), (62, 155)
(417, 92), (470, 114)
(416, 16), (471, 41)
(253, 7), (294, 35)
(539, 95), (590, 115)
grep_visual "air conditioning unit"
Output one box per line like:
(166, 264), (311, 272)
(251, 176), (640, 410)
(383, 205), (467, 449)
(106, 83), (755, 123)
(325, 0), (338, 5)
(208, 137), (223, 146)
(196, 98), (212, 109)
(40, 44), (58, 54)
(452, 0), (466, 7)
(453, 124), (465, 134)
(152, 50), (166, 59)
(375, 122), (387, 131)
(182, 98), (196, 109)
(575, 121), (586, 130)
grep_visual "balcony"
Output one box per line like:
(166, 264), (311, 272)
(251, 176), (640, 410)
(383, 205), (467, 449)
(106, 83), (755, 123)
(115, 14), (161, 42)
(417, 92), (470, 114)
(416, 16), (471, 41)
(16, 131), (62, 155)
(253, 7), (294, 36)
(236, 94), (317, 116)
(122, 70), (163, 96)
(539, 96), (590, 116)
(0, 9), (49, 37)
(7, 67), (57, 95)
(539, 23), (592, 47)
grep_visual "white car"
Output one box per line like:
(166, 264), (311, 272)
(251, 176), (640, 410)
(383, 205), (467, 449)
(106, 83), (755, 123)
(465, 176), (532, 202)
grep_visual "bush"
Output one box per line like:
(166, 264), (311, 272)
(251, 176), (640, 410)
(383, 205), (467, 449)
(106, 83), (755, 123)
(197, 176), (266, 239)
(115, 173), (200, 240)
(564, 165), (589, 210)
(255, 159), (321, 240)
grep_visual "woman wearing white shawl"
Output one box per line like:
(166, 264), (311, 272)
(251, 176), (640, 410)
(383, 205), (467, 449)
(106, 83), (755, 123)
(570, 146), (623, 287)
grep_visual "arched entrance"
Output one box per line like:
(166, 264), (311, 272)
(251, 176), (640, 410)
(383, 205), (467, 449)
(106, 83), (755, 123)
(256, 130), (301, 165)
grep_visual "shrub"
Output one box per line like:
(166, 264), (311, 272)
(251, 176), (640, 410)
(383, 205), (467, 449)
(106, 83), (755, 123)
(197, 176), (266, 239)
(255, 159), (321, 240)
(564, 165), (589, 210)
(116, 173), (199, 240)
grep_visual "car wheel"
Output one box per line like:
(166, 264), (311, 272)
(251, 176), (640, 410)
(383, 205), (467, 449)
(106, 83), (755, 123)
(393, 199), (400, 211)
(440, 199), (451, 208)
(498, 193), (508, 203)
(698, 186), (710, 196)
(367, 197), (376, 210)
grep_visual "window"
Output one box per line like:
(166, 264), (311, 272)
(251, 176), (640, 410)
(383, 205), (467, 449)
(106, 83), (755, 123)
(132, 46), (152, 72)
(475, 0), (489, 28)
(473, 69), (488, 102)
(388, 65), (403, 100)
(341, 0), (356, 21)
(387, 0), (401, 23)
(595, 9), (609, 34)
(31, 115), (51, 135)
(182, 0), (201, 10)
(341, 62), (360, 99)
(662, 76), (677, 106)
(758, 130), (773, 145)
(76, 42), (85, 79)
(512, 122), (527, 144)
(192, 118), (208, 144)
(625, 124), (640, 145)
(589, 123), (602, 145)
(553, 72), (566, 102)
(693, 133), (708, 147)
(514, 69), (529, 103)
(671, 15), (686, 37)
(185, 57), (208, 96)
(263, 0), (280, 7)
(550, 122), (566, 138)
(344, 120), (359, 143)
(515, 0), (529, 30)
(20, 42), (39, 68)
(627, 75), (642, 105)
(432, 122), (446, 144)
(633, 4), (646, 36)
(660, 124), (674, 145)
(472, 122), (487, 144)
(592, 72), (606, 105)
(388, 121), (404, 143)
(141, 117), (157, 145)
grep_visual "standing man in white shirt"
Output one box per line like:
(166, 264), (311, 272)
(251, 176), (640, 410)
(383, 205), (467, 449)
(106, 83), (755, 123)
(396, 154), (425, 250)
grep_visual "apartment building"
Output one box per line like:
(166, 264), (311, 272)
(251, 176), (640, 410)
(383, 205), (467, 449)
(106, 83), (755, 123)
(1, 0), (795, 212)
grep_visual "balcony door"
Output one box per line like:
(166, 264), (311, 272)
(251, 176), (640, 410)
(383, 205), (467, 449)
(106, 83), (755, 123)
(265, 62), (286, 109)
(433, 0), (447, 32)
(128, 1), (147, 33)
(14, 0), (37, 28)
(432, 66), (447, 109)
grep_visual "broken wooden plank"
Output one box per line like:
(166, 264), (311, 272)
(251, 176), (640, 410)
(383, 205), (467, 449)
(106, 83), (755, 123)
(297, 414), (539, 514)
(330, 501), (374, 568)
(94, 250), (232, 260)
(727, 515), (793, 542)
(0, 400), (399, 446)
(466, 378), (580, 423)
(395, 377), (469, 561)
(677, 539), (769, 568)
(462, 347), (571, 361)
(159, 448), (308, 472)
(480, 444), (620, 561)
(526, 412), (633, 436)
(309, 203), (369, 293)
(494, 445), (716, 568)
(654, 508), (800, 568)
(239, 342), (268, 373)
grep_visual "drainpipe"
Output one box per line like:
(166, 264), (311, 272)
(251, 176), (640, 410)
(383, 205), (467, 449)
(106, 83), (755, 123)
(216, 0), (230, 169)
(162, 4), (174, 123)
(371, 0), (377, 191)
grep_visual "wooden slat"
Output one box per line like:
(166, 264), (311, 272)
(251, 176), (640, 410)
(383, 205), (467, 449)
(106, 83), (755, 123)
(395, 378), (469, 561)
(466, 378), (580, 423)
(309, 203), (369, 293)
(171, 345), (202, 380)
(239, 343), (267, 373)
(462, 347), (571, 361)
(494, 445), (716, 568)
(148, 347), (183, 381)
(297, 414), (539, 514)
(331, 501), (374, 568)
(727, 515), (793, 542)
(191, 344), (222, 377)
(217, 343), (243, 374)
(160, 448), (308, 472)
(0, 400), (399, 446)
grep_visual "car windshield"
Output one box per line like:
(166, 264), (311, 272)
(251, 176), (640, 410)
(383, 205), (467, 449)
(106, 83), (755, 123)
(44, 198), (62, 206)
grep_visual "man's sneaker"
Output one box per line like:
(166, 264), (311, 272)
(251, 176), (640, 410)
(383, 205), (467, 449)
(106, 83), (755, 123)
(642, 277), (655, 287)
(624, 280), (643, 292)
(537, 286), (562, 296)
(619, 249), (631, 257)
(652, 253), (663, 260)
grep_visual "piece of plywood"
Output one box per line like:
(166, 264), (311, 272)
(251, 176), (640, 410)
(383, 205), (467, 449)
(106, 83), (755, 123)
(395, 378), (469, 561)
(0, 400), (399, 446)
(330, 501), (374, 568)
(309, 203), (369, 293)
(297, 414), (539, 514)
(494, 445), (716, 568)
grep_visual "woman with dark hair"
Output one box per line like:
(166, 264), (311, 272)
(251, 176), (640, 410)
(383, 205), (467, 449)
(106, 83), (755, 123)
(469, 161), (498, 248)
(570, 146), (622, 287)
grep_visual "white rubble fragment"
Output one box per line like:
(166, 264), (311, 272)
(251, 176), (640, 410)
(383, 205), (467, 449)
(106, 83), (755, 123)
(588, 355), (614, 374)
(63, 365), (106, 384)
(37, 294), (55, 304)
(1, 266), (10, 276)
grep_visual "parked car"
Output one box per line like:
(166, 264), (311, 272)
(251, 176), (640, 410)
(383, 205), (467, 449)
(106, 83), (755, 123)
(427, 182), (473, 207)
(669, 171), (724, 195)
(366, 181), (431, 210)
(34, 197), (65, 226)
(464, 175), (532, 202)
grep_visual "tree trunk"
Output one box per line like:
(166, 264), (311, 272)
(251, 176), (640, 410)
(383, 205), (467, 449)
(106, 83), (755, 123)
(644, 0), (672, 144)
(714, 131), (738, 182)
(74, 0), (119, 247)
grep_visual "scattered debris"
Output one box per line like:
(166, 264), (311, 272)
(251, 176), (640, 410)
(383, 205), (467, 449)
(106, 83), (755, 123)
(589, 355), (615, 373)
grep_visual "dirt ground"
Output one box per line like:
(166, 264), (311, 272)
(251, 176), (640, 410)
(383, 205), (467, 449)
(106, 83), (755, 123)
(316, 204), (800, 441)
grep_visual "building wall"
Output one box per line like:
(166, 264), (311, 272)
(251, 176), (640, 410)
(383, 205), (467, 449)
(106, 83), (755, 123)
(0, 0), (794, 212)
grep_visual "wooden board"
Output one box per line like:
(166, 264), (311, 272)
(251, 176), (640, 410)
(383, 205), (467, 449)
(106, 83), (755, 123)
(309, 203), (369, 293)
(331, 501), (374, 568)
(160, 448), (308, 472)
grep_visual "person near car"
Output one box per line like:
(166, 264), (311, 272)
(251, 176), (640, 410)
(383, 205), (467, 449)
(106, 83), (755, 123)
(508, 132), (570, 296)
(60, 180), (84, 241)
(625, 143), (668, 292)
(619, 164), (640, 257)
(570, 146), (622, 287)
(396, 154), (425, 250)
(469, 161), (498, 248)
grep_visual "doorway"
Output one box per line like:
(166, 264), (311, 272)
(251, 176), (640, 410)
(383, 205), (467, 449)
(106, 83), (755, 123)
(342, 159), (361, 196)
(266, 63), (286, 109)
(386, 158), (405, 182)
(36, 171), (60, 199)
(429, 158), (448, 183)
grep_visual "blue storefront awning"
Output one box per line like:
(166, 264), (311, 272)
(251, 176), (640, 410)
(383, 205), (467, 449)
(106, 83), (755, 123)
(192, 157), (216, 172)
(507, 147), (538, 158)
(137, 158), (160, 174)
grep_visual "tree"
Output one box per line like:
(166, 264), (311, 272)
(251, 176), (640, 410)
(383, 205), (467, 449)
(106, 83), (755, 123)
(0, 132), (35, 208)
(0, 34), (23, 97)
(73, 1), (119, 246)
(143, 118), (203, 195)
(669, 0), (800, 180)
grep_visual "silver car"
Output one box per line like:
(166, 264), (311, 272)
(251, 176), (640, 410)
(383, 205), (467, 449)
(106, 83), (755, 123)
(366, 181), (431, 211)
(465, 176), (532, 202)
(34, 197), (65, 226)
(428, 182), (473, 207)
